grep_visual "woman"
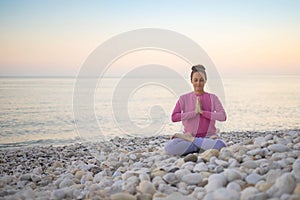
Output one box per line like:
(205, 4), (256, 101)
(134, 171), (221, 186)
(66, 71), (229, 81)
(164, 65), (227, 156)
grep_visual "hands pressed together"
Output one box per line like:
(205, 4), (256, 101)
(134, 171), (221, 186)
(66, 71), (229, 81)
(195, 96), (202, 114)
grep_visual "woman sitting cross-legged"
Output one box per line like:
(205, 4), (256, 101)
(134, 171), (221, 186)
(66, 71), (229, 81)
(164, 64), (227, 156)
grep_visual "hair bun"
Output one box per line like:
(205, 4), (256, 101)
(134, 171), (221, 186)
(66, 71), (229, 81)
(192, 64), (205, 71)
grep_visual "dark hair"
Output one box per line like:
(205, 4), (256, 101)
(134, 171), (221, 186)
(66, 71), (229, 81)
(190, 64), (207, 81)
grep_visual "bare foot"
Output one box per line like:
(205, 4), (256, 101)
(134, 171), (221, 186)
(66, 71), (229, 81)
(210, 135), (218, 139)
(170, 133), (181, 139)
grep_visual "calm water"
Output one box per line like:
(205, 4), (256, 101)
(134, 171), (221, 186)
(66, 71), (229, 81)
(0, 75), (299, 147)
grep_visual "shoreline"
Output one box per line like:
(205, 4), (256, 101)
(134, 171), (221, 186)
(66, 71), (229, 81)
(0, 130), (299, 199)
(1, 128), (299, 150)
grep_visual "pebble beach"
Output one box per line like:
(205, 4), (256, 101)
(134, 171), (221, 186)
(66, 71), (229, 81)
(1, 130), (300, 200)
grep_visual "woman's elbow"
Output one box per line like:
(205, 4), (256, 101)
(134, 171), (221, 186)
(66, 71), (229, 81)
(171, 118), (180, 122)
(171, 115), (180, 122)
(221, 113), (227, 121)
(171, 116), (175, 122)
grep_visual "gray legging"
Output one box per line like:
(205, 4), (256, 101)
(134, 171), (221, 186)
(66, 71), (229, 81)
(164, 137), (226, 156)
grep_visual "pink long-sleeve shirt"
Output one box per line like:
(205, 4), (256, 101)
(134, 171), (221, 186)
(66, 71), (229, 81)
(172, 92), (226, 138)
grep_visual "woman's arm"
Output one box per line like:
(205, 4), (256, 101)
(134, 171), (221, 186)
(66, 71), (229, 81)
(201, 95), (227, 121)
(171, 101), (197, 122)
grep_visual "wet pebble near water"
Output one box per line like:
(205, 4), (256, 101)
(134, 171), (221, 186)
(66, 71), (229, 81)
(0, 130), (300, 199)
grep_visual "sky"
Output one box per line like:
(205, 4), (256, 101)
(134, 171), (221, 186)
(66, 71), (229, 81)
(0, 0), (299, 76)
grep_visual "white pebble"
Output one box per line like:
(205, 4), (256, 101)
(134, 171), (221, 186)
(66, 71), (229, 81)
(292, 158), (300, 182)
(139, 180), (156, 195)
(213, 187), (240, 200)
(223, 169), (242, 182)
(181, 173), (202, 185)
(245, 173), (263, 185)
(268, 144), (289, 152)
(240, 187), (259, 200)
(266, 173), (296, 198)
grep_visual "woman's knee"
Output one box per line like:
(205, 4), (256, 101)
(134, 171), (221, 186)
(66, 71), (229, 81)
(164, 140), (174, 155)
(213, 139), (226, 150)
(164, 139), (186, 155)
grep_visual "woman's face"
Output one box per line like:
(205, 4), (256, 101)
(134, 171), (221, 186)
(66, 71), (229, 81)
(191, 72), (206, 93)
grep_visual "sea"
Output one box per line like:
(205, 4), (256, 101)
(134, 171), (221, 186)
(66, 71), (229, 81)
(0, 75), (299, 148)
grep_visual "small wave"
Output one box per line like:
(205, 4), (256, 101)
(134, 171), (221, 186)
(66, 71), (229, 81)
(0, 137), (81, 149)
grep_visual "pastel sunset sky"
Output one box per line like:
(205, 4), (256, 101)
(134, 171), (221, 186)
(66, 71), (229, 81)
(0, 0), (299, 76)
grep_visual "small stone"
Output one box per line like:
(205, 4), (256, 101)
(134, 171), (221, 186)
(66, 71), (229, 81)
(268, 144), (289, 152)
(51, 189), (69, 199)
(111, 180), (123, 194)
(138, 193), (152, 200)
(265, 169), (281, 184)
(164, 192), (196, 200)
(89, 166), (101, 175)
(26, 182), (37, 190)
(293, 143), (300, 150)
(181, 162), (196, 171)
(200, 149), (219, 162)
(22, 188), (35, 199)
(205, 174), (227, 193)
(184, 154), (198, 162)
(129, 154), (137, 160)
(264, 134), (273, 141)
(75, 170), (86, 180)
(139, 180), (156, 195)
(215, 158), (228, 167)
(245, 173), (263, 185)
(151, 168), (166, 177)
(20, 174), (32, 181)
(249, 192), (269, 200)
(254, 137), (266, 146)
(227, 182), (241, 192)
(219, 148), (232, 161)
(152, 176), (165, 188)
(153, 192), (167, 199)
(31, 174), (41, 183)
(241, 160), (258, 169)
(59, 179), (74, 188)
(228, 158), (239, 168)
(208, 174), (227, 185)
(293, 184), (300, 195)
(255, 181), (272, 192)
(110, 192), (137, 200)
(162, 173), (179, 185)
(292, 158), (300, 182)
(240, 187), (259, 200)
(158, 183), (176, 194)
(139, 173), (150, 182)
(271, 152), (286, 161)
(223, 169), (242, 182)
(181, 173), (202, 185)
(193, 162), (208, 172)
(215, 165), (224, 173)
(122, 171), (135, 180)
(174, 169), (190, 180)
(213, 187), (240, 200)
(267, 173), (296, 198)
(247, 149), (264, 156)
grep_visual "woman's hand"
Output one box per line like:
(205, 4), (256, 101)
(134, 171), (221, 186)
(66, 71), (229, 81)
(171, 133), (195, 143)
(195, 96), (203, 114)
